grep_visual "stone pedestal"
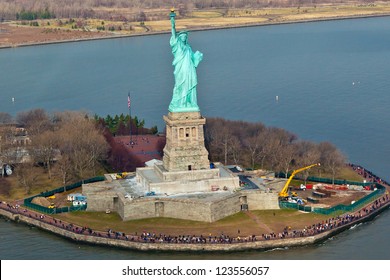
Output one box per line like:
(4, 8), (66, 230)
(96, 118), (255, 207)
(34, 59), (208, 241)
(135, 111), (238, 195)
(163, 111), (210, 172)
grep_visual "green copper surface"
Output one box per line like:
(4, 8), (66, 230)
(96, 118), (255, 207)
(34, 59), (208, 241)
(168, 11), (203, 113)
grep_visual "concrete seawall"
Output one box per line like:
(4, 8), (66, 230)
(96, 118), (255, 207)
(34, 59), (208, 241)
(1, 200), (389, 252)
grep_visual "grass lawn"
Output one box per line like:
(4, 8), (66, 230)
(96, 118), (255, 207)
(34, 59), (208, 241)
(0, 166), (63, 201)
(55, 208), (330, 237)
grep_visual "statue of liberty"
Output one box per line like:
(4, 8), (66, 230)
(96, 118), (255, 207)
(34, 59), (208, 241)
(169, 9), (203, 112)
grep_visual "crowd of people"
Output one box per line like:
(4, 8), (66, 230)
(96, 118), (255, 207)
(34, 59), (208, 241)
(1, 191), (389, 246)
(349, 163), (389, 186)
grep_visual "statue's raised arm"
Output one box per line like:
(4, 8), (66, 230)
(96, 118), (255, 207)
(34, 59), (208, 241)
(168, 9), (203, 113)
(170, 9), (176, 38)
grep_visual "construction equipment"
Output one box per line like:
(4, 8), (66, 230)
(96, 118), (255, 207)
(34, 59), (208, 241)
(278, 163), (320, 200)
(115, 172), (129, 179)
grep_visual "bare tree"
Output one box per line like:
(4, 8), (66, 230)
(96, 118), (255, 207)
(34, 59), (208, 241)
(210, 123), (234, 165)
(30, 130), (58, 179)
(54, 153), (73, 185)
(204, 118), (224, 163)
(244, 132), (265, 170)
(55, 112), (109, 180)
(229, 136), (242, 165)
(15, 162), (39, 194)
(318, 141), (346, 185)
(0, 125), (21, 174)
(0, 112), (13, 124)
(264, 127), (297, 174)
(278, 143), (297, 178)
(295, 140), (321, 183)
(0, 125), (14, 157)
(16, 109), (52, 137)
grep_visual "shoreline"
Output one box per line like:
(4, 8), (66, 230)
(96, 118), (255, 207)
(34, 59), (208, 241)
(1, 193), (389, 253)
(1, 13), (390, 49)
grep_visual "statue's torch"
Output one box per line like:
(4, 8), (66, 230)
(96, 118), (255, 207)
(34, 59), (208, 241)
(170, 8), (176, 18)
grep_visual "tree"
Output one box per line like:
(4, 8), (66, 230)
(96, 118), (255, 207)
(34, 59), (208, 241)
(278, 143), (297, 178)
(0, 125), (21, 172)
(54, 153), (73, 185)
(56, 112), (109, 180)
(138, 11), (147, 22)
(150, 125), (158, 135)
(244, 132), (264, 170)
(15, 162), (39, 194)
(16, 109), (52, 136)
(228, 136), (242, 165)
(264, 127), (297, 174)
(107, 140), (142, 171)
(213, 124), (233, 165)
(0, 112), (13, 124)
(295, 141), (321, 184)
(0, 126), (13, 154)
(30, 130), (58, 179)
(204, 118), (224, 163)
(318, 141), (346, 185)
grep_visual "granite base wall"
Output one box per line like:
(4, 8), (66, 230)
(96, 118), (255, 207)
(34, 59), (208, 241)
(119, 193), (241, 222)
(83, 182), (119, 212)
(243, 191), (280, 210)
(84, 183), (279, 222)
(210, 194), (242, 221)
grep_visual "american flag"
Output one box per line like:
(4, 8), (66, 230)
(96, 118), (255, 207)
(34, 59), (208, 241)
(127, 93), (131, 109)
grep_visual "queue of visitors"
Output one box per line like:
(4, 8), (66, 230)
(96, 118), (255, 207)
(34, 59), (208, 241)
(349, 163), (389, 186)
(1, 192), (389, 246)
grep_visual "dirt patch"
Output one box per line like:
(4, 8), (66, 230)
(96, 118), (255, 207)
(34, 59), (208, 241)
(304, 189), (369, 208)
(30, 189), (81, 208)
(31, 196), (51, 207)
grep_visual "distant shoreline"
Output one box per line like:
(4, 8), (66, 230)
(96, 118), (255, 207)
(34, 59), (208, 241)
(1, 13), (390, 49)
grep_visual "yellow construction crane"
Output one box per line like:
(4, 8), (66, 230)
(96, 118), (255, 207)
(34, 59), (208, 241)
(278, 163), (320, 199)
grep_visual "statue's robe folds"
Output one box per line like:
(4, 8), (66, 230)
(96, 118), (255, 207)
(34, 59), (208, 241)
(169, 34), (202, 112)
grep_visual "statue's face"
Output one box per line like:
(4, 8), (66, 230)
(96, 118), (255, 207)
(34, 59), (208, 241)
(179, 33), (187, 43)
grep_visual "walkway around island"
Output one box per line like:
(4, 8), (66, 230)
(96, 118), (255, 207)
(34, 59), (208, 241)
(1, 189), (389, 252)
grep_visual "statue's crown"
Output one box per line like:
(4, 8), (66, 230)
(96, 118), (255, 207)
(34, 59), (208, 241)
(178, 31), (188, 36)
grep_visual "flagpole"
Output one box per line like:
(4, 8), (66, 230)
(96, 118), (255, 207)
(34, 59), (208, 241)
(128, 92), (132, 145)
